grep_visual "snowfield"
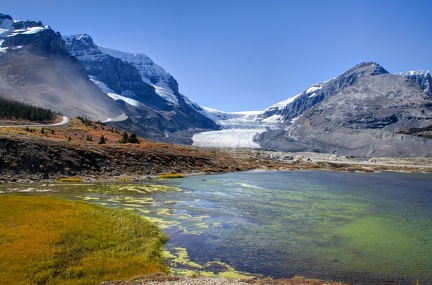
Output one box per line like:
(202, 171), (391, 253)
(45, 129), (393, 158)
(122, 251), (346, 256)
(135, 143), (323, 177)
(192, 129), (265, 148)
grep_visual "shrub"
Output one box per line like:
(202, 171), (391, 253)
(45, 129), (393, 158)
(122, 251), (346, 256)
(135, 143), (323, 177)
(159, 173), (184, 179)
(57, 177), (82, 182)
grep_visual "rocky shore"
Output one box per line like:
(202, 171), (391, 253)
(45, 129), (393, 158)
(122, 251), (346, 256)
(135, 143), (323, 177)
(102, 273), (343, 285)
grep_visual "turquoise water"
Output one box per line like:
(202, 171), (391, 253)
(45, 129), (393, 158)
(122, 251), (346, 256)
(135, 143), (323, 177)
(2, 170), (432, 284)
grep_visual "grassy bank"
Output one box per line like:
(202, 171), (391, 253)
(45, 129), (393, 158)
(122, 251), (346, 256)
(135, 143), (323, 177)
(0, 195), (168, 285)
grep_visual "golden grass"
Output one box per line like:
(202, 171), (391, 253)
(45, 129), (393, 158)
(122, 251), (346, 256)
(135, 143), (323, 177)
(0, 195), (168, 285)
(159, 173), (184, 179)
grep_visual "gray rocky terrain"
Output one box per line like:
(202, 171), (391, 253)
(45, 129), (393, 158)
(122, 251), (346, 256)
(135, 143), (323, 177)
(259, 63), (432, 157)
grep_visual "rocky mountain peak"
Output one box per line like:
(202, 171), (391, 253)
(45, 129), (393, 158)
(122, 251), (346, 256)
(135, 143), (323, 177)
(63, 34), (101, 59)
(333, 62), (388, 89)
(260, 62), (390, 125)
(0, 13), (13, 26)
(0, 14), (14, 37)
(13, 20), (44, 30)
(397, 70), (431, 97)
(0, 14), (66, 57)
(346, 62), (389, 76)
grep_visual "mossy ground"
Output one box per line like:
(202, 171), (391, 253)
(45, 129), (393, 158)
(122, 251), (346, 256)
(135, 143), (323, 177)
(0, 195), (168, 285)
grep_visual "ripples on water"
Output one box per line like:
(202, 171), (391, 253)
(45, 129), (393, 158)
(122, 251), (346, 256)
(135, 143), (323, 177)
(1, 170), (432, 284)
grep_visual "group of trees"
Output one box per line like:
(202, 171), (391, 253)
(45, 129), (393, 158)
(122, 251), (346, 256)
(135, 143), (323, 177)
(0, 97), (54, 122)
(119, 132), (139, 144)
(96, 132), (139, 145)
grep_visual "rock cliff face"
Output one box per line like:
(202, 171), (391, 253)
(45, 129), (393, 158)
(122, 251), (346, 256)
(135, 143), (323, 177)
(63, 35), (164, 108)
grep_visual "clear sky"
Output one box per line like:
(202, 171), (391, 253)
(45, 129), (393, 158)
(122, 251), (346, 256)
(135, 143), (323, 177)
(2, 0), (432, 112)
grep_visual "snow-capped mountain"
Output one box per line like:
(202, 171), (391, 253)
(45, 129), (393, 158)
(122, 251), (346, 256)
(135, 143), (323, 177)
(258, 62), (432, 157)
(0, 14), (125, 121)
(397, 70), (431, 97)
(0, 14), (49, 38)
(63, 34), (218, 143)
(259, 62), (390, 126)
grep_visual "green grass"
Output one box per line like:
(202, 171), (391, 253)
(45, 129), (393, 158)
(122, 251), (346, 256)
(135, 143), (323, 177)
(0, 195), (168, 285)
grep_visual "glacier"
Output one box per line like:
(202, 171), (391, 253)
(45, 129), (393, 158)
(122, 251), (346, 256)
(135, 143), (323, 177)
(192, 107), (280, 148)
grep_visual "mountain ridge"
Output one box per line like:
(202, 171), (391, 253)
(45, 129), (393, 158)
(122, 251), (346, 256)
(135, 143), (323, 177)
(1, 13), (431, 157)
(257, 62), (432, 157)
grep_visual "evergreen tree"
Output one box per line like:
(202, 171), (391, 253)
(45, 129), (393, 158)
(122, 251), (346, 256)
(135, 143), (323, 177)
(119, 132), (129, 143)
(0, 97), (54, 122)
(119, 132), (139, 144)
(98, 135), (106, 144)
(128, 133), (139, 143)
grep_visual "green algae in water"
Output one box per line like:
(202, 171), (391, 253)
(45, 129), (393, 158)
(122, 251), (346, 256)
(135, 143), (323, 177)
(159, 171), (432, 283)
(335, 215), (432, 280)
(162, 247), (253, 279)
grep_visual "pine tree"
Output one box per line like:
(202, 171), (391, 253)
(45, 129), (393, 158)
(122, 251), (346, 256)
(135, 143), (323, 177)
(98, 135), (106, 144)
(119, 132), (129, 143)
(128, 133), (139, 143)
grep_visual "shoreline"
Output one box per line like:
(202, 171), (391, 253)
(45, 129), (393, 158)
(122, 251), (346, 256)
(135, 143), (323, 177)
(2, 154), (431, 184)
(101, 273), (344, 285)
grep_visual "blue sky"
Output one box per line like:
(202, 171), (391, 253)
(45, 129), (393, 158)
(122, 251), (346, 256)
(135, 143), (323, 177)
(2, 0), (432, 111)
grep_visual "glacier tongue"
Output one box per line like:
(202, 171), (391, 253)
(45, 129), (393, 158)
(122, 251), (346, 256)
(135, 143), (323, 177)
(192, 107), (281, 148)
(192, 129), (264, 148)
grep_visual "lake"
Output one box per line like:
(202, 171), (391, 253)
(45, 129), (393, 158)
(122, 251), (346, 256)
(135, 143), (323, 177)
(1, 170), (432, 284)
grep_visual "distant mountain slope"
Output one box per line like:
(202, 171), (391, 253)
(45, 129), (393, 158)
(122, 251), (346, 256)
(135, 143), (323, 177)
(258, 62), (432, 157)
(0, 14), (125, 121)
(260, 62), (390, 125)
(63, 34), (218, 144)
